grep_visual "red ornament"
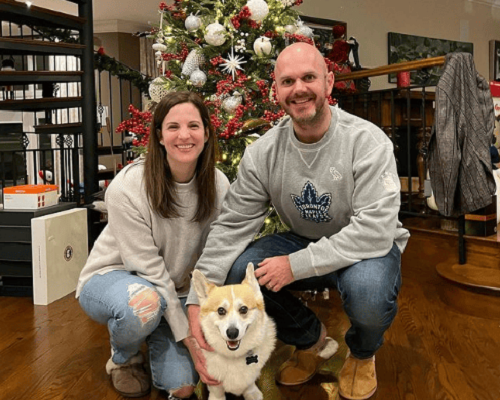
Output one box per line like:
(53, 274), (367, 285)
(332, 25), (346, 39)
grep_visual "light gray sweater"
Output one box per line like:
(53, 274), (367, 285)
(76, 161), (230, 342)
(187, 106), (410, 305)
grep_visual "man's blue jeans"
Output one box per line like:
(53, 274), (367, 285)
(225, 232), (402, 359)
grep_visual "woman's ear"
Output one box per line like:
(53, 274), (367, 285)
(204, 128), (209, 143)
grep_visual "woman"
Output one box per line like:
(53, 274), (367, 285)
(76, 91), (230, 398)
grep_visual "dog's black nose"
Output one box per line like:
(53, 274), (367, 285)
(226, 327), (239, 339)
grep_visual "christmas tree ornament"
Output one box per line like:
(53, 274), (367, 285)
(220, 46), (247, 80)
(284, 24), (297, 33)
(205, 23), (227, 46)
(222, 92), (243, 114)
(185, 14), (202, 32)
(253, 36), (272, 56)
(246, 0), (269, 22)
(190, 69), (207, 87)
(295, 21), (314, 38)
(152, 43), (167, 52)
(181, 49), (206, 76)
(149, 77), (171, 103)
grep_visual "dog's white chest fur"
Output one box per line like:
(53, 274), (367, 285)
(193, 263), (277, 400)
(203, 315), (276, 397)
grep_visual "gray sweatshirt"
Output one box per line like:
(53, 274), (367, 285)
(76, 161), (230, 341)
(187, 106), (410, 305)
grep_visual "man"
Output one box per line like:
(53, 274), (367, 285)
(186, 42), (410, 400)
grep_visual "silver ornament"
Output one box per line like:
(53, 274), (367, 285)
(181, 49), (206, 76)
(205, 23), (227, 46)
(185, 14), (202, 32)
(149, 77), (171, 103)
(152, 43), (167, 51)
(253, 36), (272, 56)
(190, 69), (207, 87)
(284, 24), (297, 34)
(222, 92), (242, 114)
(296, 22), (314, 38)
(246, 0), (269, 22)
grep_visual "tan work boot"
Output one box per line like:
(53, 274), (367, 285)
(338, 352), (377, 400)
(276, 324), (339, 385)
(106, 352), (151, 398)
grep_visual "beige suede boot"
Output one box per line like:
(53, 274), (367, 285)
(276, 324), (339, 385)
(106, 352), (151, 398)
(338, 352), (377, 400)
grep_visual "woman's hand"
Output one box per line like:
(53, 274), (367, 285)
(182, 335), (220, 386)
(187, 304), (213, 351)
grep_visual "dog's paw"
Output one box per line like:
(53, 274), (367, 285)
(242, 384), (263, 400)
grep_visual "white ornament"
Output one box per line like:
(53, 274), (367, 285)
(149, 77), (171, 103)
(181, 49), (206, 76)
(296, 22), (314, 38)
(190, 69), (207, 87)
(253, 36), (272, 56)
(152, 43), (167, 52)
(205, 23), (227, 46)
(246, 0), (269, 22)
(284, 24), (297, 34)
(185, 14), (202, 32)
(222, 92), (243, 114)
(220, 47), (247, 80)
(279, 0), (295, 6)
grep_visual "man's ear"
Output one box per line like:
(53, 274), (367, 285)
(192, 270), (216, 303)
(326, 71), (335, 94)
(242, 263), (262, 297)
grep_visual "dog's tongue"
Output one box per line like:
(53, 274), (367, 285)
(228, 341), (238, 347)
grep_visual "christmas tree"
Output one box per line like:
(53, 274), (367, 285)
(118, 0), (337, 235)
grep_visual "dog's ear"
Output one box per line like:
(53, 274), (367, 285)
(192, 269), (216, 303)
(242, 263), (262, 296)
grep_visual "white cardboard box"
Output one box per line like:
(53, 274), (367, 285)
(31, 208), (88, 305)
(3, 184), (59, 210)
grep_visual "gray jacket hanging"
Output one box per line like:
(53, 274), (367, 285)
(428, 52), (496, 217)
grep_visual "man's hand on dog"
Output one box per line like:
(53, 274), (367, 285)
(186, 305), (221, 386)
(255, 255), (295, 292)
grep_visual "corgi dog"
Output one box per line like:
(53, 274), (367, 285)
(192, 263), (277, 400)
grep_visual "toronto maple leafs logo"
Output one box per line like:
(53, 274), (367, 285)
(290, 181), (332, 223)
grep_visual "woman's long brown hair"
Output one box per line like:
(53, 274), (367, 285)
(144, 91), (219, 222)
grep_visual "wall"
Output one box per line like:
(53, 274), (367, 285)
(299, 0), (500, 89)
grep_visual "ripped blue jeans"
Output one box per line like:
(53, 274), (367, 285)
(78, 270), (198, 392)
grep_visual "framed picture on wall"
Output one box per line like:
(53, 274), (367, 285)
(301, 16), (347, 57)
(388, 32), (474, 85)
(490, 40), (500, 82)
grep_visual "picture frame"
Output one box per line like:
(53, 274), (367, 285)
(300, 16), (347, 57)
(490, 40), (500, 81)
(387, 32), (473, 85)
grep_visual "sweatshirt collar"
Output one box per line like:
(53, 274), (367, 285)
(174, 173), (197, 192)
(288, 106), (338, 150)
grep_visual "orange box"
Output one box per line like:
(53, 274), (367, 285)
(3, 185), (60, 210)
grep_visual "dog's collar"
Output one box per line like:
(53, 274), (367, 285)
(246, 351), (258, 365)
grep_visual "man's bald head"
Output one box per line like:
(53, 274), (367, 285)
(275, 42), (328, 77)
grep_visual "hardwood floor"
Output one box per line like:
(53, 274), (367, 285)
(2, 229), (500, 400)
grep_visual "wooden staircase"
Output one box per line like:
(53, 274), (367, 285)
(0, 0), (97, 296)
(402, 217), (500, 320)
